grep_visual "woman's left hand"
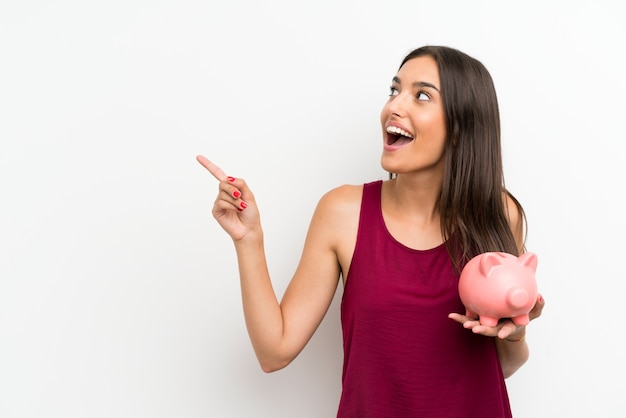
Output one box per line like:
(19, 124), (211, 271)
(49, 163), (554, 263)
(448, 294), (545, 340)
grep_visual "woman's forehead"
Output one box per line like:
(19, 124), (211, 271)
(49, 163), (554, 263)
(396, 56), (440, 88)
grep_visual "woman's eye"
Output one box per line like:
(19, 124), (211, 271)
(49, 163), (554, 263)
(389, 86), (399, 97)
(417, 91), (430, 101)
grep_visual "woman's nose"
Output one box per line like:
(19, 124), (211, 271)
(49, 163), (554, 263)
(386, 93), (409, 117)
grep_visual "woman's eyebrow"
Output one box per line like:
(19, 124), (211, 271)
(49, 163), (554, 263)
(414, 81), (440, 92)
(392, 76), (440, 92)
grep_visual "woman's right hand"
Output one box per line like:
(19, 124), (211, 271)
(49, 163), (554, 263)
(196, 155), (261, 242)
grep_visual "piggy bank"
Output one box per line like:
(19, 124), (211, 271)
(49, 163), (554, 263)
(458, 252), (538, 327)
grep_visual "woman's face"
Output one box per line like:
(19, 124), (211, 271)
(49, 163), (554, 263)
(380, 55), (447, 177)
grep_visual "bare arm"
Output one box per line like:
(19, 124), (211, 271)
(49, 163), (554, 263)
(493, 299), (543, 378)
(493, 193), (544, 377)
(197, 156), (343, 372)
(448, 193), (545, 378)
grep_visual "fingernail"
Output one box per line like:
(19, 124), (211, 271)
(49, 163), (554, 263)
(240, 201), (247, 209)
(233, 190), (241, 198)
(227, 176), (235, 182)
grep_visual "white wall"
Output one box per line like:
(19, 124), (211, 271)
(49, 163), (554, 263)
(1, 1), (625, 417)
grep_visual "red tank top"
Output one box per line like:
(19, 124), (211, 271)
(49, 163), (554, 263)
(338, 180), (512, 417)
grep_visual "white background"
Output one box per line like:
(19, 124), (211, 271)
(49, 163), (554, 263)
(1, 1), (625, 417)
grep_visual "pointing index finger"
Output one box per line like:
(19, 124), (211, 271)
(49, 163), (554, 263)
(196, 155), (227, 182)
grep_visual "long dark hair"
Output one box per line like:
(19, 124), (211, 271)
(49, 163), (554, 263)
(399, 45), (526, 271)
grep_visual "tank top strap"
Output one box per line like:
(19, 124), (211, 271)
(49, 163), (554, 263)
(357, 180), (385, 238)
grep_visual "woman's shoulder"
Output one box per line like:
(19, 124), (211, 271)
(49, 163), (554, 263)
(314, 180), (385, 222)
(317, 180), (387, 218)
(503, 190), (525, 251)
(322, 177), (387, 201)
(320, 180), (383, 202)
(312, 183), (368, 261)
(502, 191), (523, 227)
(317, 183), (365, 213)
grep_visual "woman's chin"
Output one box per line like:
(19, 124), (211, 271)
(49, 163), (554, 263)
(380, 156), (401, 175)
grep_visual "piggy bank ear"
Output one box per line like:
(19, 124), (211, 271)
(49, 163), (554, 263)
(479, 252), (504, 277)
(518, 252), (538, 272)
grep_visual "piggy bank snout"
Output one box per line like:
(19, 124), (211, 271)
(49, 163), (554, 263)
(507, 288), (530, 309)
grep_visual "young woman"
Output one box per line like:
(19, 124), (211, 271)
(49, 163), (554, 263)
(197, 45), (545, 417)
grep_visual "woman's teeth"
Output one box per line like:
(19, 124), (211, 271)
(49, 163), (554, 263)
(386, 126), (413, 139)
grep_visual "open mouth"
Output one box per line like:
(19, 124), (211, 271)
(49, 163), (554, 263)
(385, 125), (414, 147)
